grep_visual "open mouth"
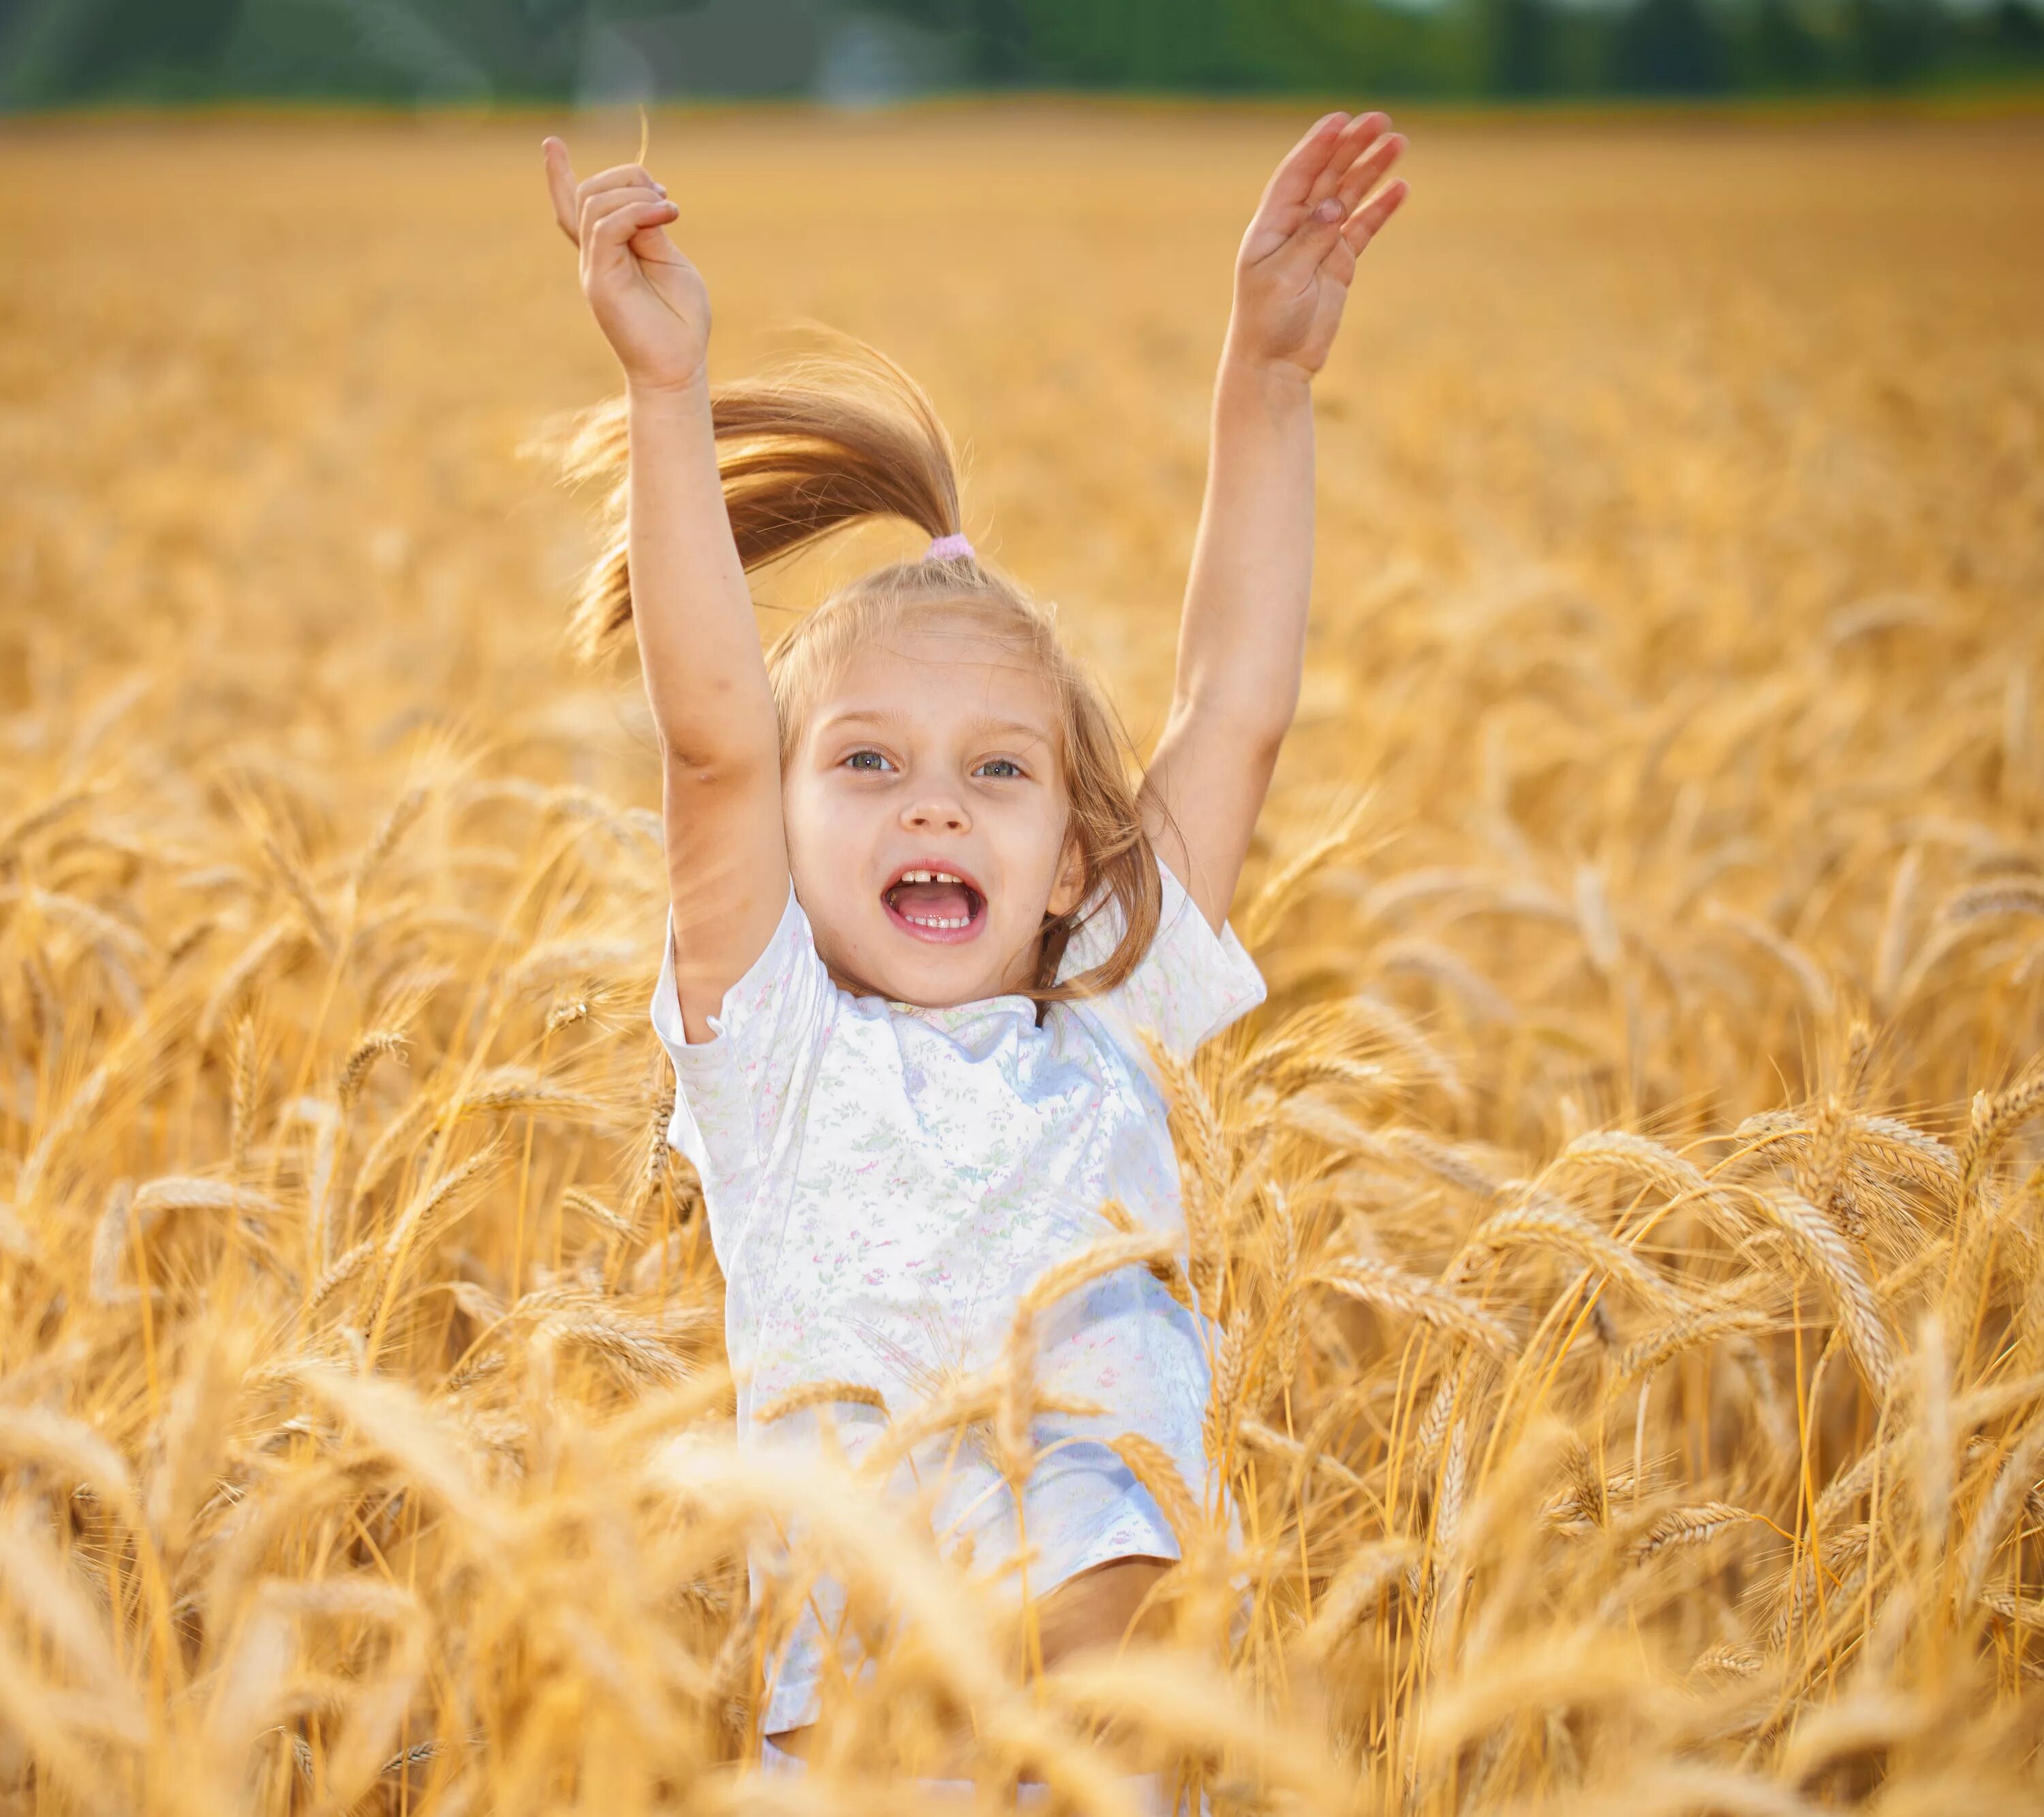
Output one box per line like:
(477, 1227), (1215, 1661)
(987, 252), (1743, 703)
(882, 866), (986, 944)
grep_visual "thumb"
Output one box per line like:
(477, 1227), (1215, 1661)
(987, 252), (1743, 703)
(542, 136), (580, 244)
(1267, 195), (1348, 285)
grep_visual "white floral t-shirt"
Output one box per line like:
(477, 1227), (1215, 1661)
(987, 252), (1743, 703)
(649, 854), (1265, 1736)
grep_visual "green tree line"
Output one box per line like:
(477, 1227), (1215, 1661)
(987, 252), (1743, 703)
(2, 0), (2039, 108)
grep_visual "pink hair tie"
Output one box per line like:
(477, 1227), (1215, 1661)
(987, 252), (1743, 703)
(923, 532), (974, 563)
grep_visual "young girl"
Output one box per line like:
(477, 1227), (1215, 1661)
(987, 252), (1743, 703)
(541, 109), (1408, 1797)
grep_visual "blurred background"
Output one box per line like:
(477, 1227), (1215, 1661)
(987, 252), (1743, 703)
(5, 0), (2044, 1811)
(3, 0), (2041, 110)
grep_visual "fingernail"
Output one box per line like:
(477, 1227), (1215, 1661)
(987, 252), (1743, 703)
(1315, 197), (1342, 222)
(655, 182), (667, 196)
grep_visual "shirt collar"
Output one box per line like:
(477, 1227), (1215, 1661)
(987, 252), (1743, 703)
(888, 994), (1036, 1034)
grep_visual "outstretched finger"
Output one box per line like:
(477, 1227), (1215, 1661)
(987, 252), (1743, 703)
(543, 136), (580, 243)
(1258, 111), (1350, 215)
(1343, 178), (1410, 253)
(1333, 127), (1404, 215)
(1309, 112), (1391, 211)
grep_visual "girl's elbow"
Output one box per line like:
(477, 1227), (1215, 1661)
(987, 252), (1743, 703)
(1252, 687), (1300, 755)
(659, 734), (777, 796)
(1180, 692), (1295, 763)
(1241, 716), (1293, 773)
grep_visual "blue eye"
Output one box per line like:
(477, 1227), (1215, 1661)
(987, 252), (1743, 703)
(844, 749), (893, 773)
(976, 758), (1023, 779)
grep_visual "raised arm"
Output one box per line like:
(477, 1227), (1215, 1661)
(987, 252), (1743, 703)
(544, 140), (788, 1042)
(1141, 110), (1409, 931)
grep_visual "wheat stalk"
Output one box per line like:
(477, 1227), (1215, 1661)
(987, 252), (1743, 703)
(1623, 1502), (1752, 1565)
(1104, 1431), (1205, 1553)
(1743, 1186), (1898, 1400)
(754, 1380), (891, 1425)
(1305, 1256), (1517, 1356)
(337, 1029), (407, 1109)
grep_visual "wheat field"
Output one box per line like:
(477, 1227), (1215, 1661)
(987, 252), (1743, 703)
(3, 101), (2043, 1814)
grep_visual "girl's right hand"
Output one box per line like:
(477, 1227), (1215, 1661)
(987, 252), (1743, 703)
(542, 136), (709, 394)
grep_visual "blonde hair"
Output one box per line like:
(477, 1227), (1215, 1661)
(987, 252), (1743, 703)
(552, 332), (1160, 999)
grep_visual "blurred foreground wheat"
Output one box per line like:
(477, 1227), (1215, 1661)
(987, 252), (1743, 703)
(3, 105), (2043, 1814)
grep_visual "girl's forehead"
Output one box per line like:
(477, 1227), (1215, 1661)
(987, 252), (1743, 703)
(816, 625), (1061, 732)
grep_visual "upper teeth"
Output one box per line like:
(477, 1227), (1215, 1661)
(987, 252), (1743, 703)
(899, 870), (965, 886)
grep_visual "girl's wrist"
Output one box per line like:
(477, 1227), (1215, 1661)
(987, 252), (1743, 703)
(1218, 337), (1316, 399)
(627, 367), (711, 410)
(1215, 344), (1316, 424)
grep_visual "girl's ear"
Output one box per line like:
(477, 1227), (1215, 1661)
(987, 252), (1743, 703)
(1047, 830), (1087, 919)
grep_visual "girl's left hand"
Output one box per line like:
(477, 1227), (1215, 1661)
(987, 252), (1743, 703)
(1229, 110), (1408, 384)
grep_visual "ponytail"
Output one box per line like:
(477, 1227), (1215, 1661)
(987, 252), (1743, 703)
(550, 333), (965, 664)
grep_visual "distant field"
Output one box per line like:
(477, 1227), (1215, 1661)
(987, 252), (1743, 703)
(3, 105), (2043, 1812)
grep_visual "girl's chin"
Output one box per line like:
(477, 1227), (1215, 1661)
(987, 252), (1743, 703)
(867, 920), (1042, 1007)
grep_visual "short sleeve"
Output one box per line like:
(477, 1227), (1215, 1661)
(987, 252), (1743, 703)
(1057, 853), (1266, 1059)
(647, 885), (832, 1246)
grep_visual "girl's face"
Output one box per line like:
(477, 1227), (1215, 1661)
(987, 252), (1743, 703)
(781, 618), (1085, 1007)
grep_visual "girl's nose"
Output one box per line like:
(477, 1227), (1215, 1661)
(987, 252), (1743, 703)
(901, 793), (970, 834)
